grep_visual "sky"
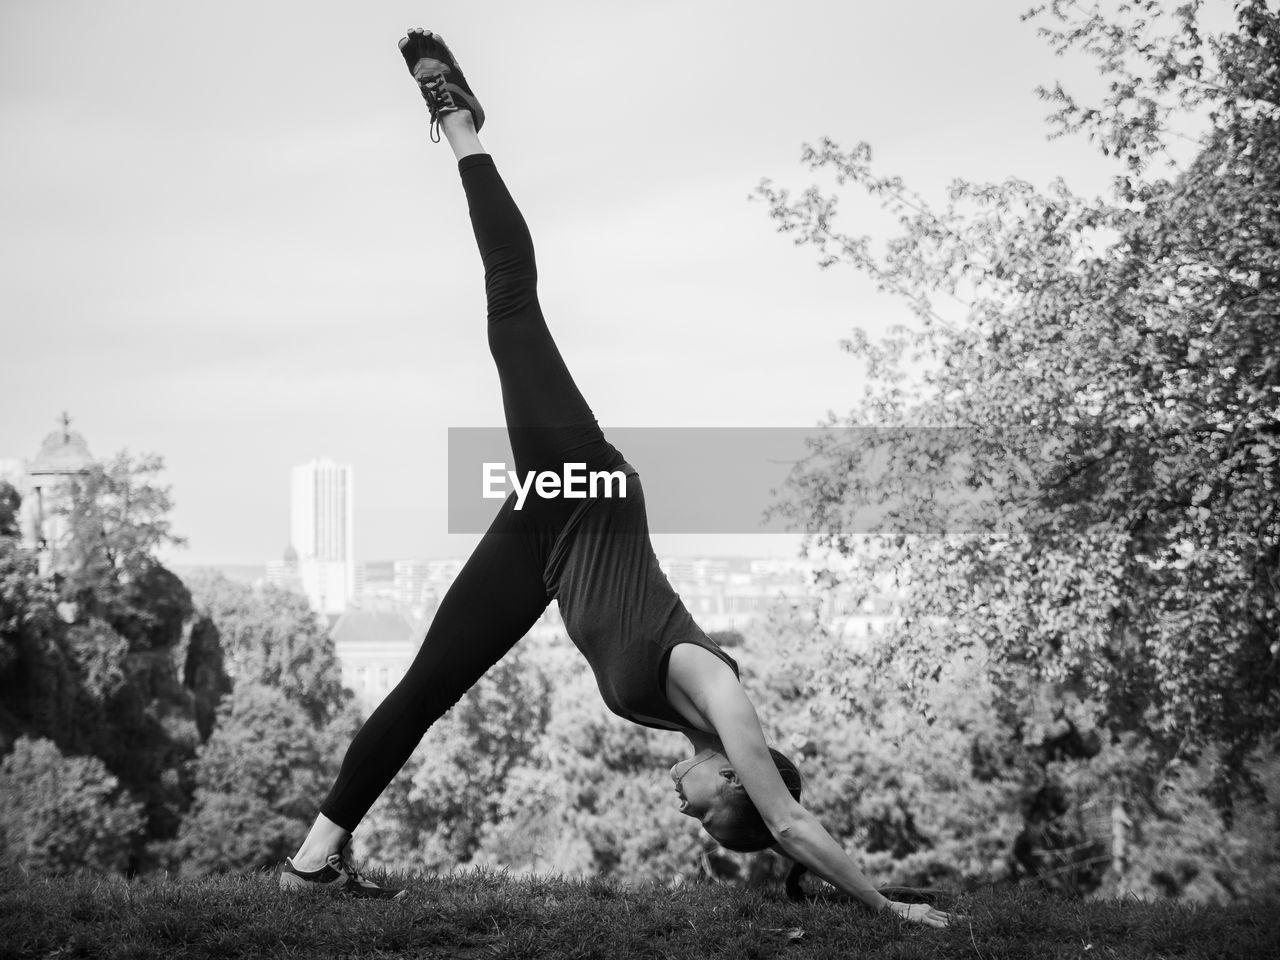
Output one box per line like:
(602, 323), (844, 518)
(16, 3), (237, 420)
(0, 0), (1128, 566)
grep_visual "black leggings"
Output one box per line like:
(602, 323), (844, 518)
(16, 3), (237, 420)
(319, 154), (623, 830)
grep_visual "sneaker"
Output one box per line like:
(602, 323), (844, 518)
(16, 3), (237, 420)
(278, 845), (407, 900)
(398, 28), (485, 140)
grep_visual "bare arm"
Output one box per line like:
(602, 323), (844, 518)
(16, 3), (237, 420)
(773, 820), (951, 926)
(768, 811), (889, 910)
(689, 667), (888, 909)
(666, 644), (950, 926)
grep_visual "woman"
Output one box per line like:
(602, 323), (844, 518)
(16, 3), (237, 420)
(280, 28), (951, 929)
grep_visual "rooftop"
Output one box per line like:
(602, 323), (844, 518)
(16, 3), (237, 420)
(28, 413), (94, 477)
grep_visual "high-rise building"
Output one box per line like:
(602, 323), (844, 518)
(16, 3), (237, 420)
(291, 458), (353, 562)
(290, 458), (354, 615)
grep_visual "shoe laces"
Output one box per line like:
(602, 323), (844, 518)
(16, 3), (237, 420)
(418, 73), (457, 143)
(331, 847), (375, 887)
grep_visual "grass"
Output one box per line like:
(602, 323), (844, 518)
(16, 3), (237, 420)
(2, 868), (1276, 960)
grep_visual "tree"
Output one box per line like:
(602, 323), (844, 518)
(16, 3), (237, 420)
(173, 614), (232, 742)
(358, 644), (553, 873)
(755, 0), (1279, 896)
(167, 572), (362, 874)
(0, 539), (77, 749)
(166, 569), (364, 873)
(1, 453), (219, 872)
(183, 571), (347, 727)
(0, 481), (19, 539)
(670, 602), (1037, 895)
(56, 453), (189, 645)
(165, 682), (350, 874)
(0, 736), (144, 875)
(469, 655), (699, 884)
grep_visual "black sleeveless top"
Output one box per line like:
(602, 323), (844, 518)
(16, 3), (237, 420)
(543, 464), (740, 732)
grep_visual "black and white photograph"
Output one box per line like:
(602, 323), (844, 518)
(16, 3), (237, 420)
(1, 1), (1277, 957)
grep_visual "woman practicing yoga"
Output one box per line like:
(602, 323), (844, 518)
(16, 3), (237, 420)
(279, 28), (951, 929)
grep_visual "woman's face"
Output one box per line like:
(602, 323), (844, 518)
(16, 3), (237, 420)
(670, 748), (732, 823)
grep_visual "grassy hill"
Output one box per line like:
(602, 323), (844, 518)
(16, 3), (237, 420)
(2, 869), (1275, 960)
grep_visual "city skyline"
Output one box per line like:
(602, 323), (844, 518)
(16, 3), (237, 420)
(2, 418), (815, 567)
(332, 550), (882, 716)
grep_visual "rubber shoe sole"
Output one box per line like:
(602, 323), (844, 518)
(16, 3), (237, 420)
(278, 855), (407, 901)
(398, 29), (485, 131)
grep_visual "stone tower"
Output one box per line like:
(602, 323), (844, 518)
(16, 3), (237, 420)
(26, 413), (95, 575)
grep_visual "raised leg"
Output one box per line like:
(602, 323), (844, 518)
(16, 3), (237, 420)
(403, 28), (624, 479)
(456, 149), (626, 480)
(440, 109), (486, 162)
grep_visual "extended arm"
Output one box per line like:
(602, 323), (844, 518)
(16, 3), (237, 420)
(769, 811), (889, 910)
(666, 644), (950, 927)
(693, 672), (889, 910)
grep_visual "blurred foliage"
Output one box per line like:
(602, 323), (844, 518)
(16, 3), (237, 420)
(752, 0), (1280, 899)
(357, 643), (554, 874)
(183, 571), (347, 727)
(0, 481), (19, 538)
(55, 453), (189, 643)
(468, 639), (704, 884)
(0, 735), (144, 875)
(346, 596), (1280, 904)
(164, 682), (357, 874)
(1, 455), (350, 878)
(163, 570), (355, 873)
(0, 454), (214, 872)
(0, 537), (77, 747)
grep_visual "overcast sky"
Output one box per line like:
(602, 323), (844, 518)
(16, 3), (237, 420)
(1, 0), (1126, 566)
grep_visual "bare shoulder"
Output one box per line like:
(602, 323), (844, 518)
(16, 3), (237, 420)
(666, 642), (756, 733)
(666, 642), (738, 692)
(665, 642), (741, 735)
(669, 644), (803, 831)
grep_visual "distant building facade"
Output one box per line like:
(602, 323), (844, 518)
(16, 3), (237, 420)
(265, 545), (303, 595)
(392, 558), (463, 614)
(331, 608), (427, 715)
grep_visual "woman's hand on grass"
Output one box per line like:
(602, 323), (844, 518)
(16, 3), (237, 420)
(884, 900), (952, 928)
